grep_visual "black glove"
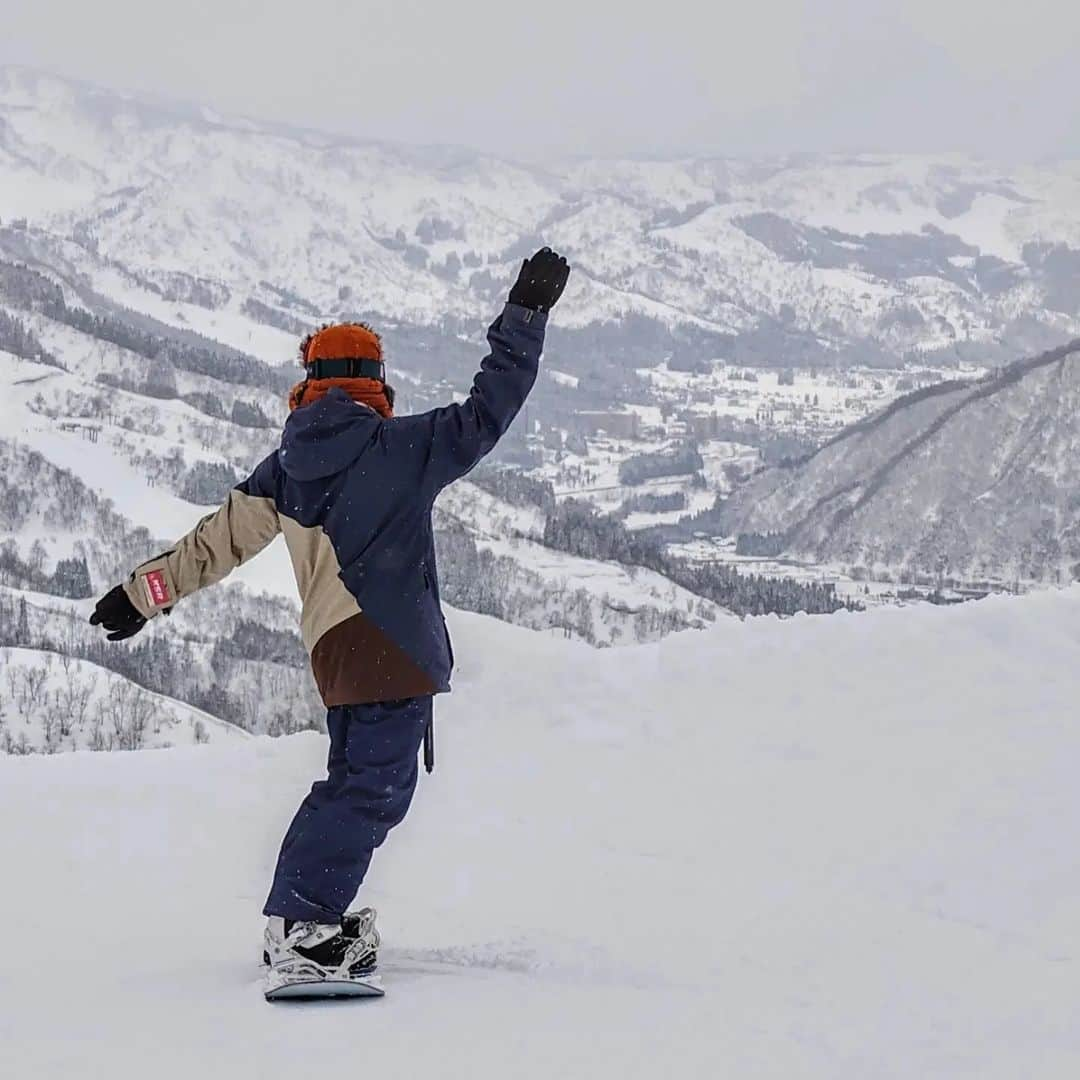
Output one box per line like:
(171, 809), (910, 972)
(508, 247), (570, 313)
(89, 585), (147, 642)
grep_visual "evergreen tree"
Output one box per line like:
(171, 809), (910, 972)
(15, 598), (30, 645)
(52, 557), (92, 599)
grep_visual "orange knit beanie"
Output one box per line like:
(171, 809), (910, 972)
(288, 323), (394, 417)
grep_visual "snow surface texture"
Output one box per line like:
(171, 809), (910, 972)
(3, 591), (1079, 1078)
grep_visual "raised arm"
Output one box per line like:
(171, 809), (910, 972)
(90, 454), (281, 639)
(387, 247), (570, 497)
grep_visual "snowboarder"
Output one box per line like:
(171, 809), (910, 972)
(89, 247), (570, 996)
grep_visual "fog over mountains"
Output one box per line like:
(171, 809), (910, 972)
(3, 65), (1080, 371)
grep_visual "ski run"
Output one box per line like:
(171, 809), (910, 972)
(3, 588), (1080, 1078)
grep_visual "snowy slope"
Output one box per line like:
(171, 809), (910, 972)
(0, 645), (248, 752)
(2, 591), (1079, 1077)
(436, 481), (722, 643)
(718, 339), (1080, 584)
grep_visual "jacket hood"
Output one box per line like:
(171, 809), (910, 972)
(279, 387), (379, 482)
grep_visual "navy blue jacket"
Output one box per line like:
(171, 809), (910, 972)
(237, 302), (546, 704)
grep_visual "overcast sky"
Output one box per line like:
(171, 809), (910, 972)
(3, 0), (1078, 160)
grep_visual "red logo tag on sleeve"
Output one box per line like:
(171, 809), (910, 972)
(143, 569), (172, 607)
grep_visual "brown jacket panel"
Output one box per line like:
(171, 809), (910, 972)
(311, 612), (437, 706)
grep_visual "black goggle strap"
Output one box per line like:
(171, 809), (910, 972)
(306, 357), (385, 382)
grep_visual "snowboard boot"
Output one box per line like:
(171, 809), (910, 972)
(263, 909), (380, 983)
(340, 908), (380, 971)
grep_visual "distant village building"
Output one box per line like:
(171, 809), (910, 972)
(56, 421), (100, 443)
(568, 410), (641, 439)
(685, 412), (725, 440)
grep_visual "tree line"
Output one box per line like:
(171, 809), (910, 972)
(0, 307), (60, 366)
(0, 258), (293, 393)
(544, 499), (857, 617)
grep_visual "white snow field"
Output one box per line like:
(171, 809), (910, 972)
(3, 589), (1080, 1078)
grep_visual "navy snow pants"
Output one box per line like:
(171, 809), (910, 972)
(263, 697), (430, 923)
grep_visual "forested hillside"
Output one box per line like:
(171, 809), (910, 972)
(717, 339), (1080, 586)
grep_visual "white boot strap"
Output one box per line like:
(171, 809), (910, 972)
(286, 921), (341, 950)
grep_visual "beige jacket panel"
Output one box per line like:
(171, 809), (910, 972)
(123, 489), (281, 619)
(278, 515), (362, 653)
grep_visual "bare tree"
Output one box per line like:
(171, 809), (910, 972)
(88, 703), (108, 752)
(27, 539), (48, 580)
(56, 674), (96, 738)
(127, 690), (154, 750)
(41, 707), (58, 754)
(104, 681), (154, 751)
(24, 664), (48, 711)
(7, 666), (40, 726)
(5, 666), (21, 719)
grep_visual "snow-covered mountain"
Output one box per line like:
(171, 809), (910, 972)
(3, 65), (1080, 366)
(716, 339), (1080, 585)
(4, 589), (1079, 1075)
(4, 64), (1080, 752)
(0, 201), (732, 750)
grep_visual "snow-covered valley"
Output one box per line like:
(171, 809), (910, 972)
(3, 590), (1079, 1077)
(3, 65), (1080, 757)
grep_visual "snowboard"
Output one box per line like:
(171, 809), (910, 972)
(263, 968), (385, 1002)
